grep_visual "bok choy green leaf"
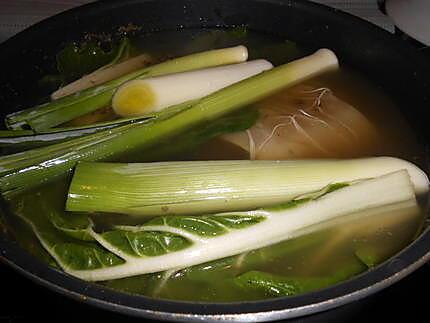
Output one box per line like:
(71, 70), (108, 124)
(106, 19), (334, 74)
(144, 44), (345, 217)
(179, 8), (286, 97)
(102, 229), (331, 297)
(21, 170), (420, 281)
(15, 202), (124, 271)
(234, 259), (367, 297)
(56, 37), (131, 84)
(37, 38), (132, 94)
(48, 210), (93, 241)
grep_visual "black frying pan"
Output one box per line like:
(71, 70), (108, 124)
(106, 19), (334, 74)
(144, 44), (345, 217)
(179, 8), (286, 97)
(1, 0), (430, 322)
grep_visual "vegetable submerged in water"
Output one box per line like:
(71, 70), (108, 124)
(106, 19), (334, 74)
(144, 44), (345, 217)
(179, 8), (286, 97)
(66, 157), (429, 216)
(112, 59), (273, 117)
(3, 32), (426, 301)
(0, 49), (339, 198)
(41, 37), (132, 91)
(221, 84), (382, 159)
(0, 116), (154, 154)
(234, 267), (366, 297)
(51, 53), (153, 100)
(5, 46), (249, 131)
(19, 171), (420, 281)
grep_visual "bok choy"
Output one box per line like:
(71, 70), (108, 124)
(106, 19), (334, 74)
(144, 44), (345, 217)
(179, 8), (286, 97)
(20, 170), (420, 281)
(234, 264), (366, 297)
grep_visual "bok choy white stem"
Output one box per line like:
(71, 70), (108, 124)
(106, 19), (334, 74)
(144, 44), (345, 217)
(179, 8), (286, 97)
(59, 170), (419, 281)
(66, 157), (429, 216)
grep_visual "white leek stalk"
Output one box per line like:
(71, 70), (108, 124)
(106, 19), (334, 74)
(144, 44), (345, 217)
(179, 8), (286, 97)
(112, 59), (274, 117)
(66, 157), (429, 216)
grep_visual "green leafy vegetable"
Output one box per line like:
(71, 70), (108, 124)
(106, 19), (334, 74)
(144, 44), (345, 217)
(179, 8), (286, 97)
(14, 171), (418, 281)
(100, 230), (192, 257)
(105, 229), (330, 299)
(355, 246), (384, 268)
(38, 38), (131, 93)
(234, 259), (366, 297)
(14, 198), (124, 271)
(140, 213), (266, 237)
(57, 39), (127, 83)
(182, 229), (329, 281)
(48, 210), (93, 241)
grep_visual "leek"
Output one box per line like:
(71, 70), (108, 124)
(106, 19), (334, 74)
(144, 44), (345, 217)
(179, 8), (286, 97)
(0, 115), (151, 137)
(0, 100), (194, 197)
(112, 59), (273, 117)
(0, 49), (339, 197)
(24, 171), (420, 281)
(51, 53), (153, 100)
(5, 45), (249, 131)
(66, 157), (429, 216)
(0, 116), (153, 154)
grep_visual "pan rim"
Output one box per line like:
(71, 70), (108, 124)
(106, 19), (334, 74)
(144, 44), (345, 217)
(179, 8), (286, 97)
(1, 0), (430, 321)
